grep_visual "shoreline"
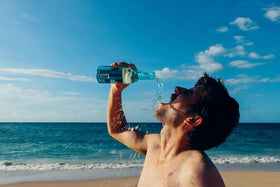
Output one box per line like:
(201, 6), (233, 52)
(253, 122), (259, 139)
(1, 171), (280, 187)
(1, 163), (280, 186)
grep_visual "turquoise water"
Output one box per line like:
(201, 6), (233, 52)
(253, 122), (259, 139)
(0, 123), (279, 171)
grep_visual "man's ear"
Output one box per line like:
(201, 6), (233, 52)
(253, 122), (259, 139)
(184, 115), (202, 127)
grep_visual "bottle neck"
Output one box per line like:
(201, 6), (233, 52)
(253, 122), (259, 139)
(137, 70), (157, 80)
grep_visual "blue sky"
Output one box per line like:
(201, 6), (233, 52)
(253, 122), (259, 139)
(0, 0), (279, 122)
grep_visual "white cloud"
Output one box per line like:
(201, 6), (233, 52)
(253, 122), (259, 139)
(234, 45), (246, 56)
(225, 45), (246, 57)
(234, 36), (244, 43)
(259, 75), (280, 83)
(264, 7), (280, 22)
(155, 68), (178, 79)
(230, 85), (248, 95)
(60, 91), (81, 96)
(155, 67), (203, 81)
(260, 78), (270, 82)
(0, 68), (95, 82)
(195, 44), (225, 72)
(229, 60), (265, 68)
(248, 52), (275, 59)
(269, 75), (280, 82)
(195, 51), (223, 72)
(230, 17), (259, 31)
(0, 83), (50, 103)
(225, 75), (258, 85)
(21, 13), (36, 21)
(0, 77), (28, 81)
(233, 36), (253, 46)
(225, 74), (278, 85)
(205, 44), (226, 56)
(217, 26), (229, 33)
(155, 44), (225, 80)
(243, 42), (254, 46)
(0, 83), (107, 122)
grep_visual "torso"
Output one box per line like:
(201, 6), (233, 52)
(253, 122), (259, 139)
(137, 140), (225, 187)
(138, 149), (182, 186)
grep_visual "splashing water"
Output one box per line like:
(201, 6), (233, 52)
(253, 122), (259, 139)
(152, 78), (164, 112)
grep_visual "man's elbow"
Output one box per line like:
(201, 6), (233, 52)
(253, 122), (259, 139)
(107, 125), (120, 138)
(107, 127), (115, 137)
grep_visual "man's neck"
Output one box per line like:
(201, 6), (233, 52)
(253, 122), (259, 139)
(159, 125), (192, 161)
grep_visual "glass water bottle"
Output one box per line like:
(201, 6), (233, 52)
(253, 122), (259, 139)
(96, 65), (157, 84)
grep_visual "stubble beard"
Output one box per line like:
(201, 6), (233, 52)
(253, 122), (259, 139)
(154, 105), (185, 128)
(154, 108), (166, 122)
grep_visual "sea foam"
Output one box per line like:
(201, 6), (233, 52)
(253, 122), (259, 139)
(211, 155), (280, 164)
(0, 161), (144, 171)
(1, 155), (280, 171)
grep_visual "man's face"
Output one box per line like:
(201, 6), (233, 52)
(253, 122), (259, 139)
(154, 86), (204, 125)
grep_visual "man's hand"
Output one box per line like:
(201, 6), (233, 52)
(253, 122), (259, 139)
(110, 62), (137, 92)
(111, 62), (136, 69)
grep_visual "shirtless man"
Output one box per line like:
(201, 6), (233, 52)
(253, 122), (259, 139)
(107, 62), (239, 187)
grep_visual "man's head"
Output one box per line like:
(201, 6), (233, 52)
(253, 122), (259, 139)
(154, 73), (240, 150)
(154, 85), (204, 127)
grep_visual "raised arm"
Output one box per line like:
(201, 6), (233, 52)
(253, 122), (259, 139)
(107, 63), (151, 155)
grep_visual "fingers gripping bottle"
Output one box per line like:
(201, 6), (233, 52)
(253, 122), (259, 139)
(96, 66), (157, 84)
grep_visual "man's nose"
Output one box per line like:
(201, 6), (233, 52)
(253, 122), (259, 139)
(175, 86), (187, 94)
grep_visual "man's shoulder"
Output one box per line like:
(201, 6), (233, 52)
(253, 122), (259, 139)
(180, 150), (225, 187)
(182, 150), (215, 171)
(184, 150), (205, 162)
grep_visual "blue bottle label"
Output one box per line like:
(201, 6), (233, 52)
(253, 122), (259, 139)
(100, 73), (110, 80)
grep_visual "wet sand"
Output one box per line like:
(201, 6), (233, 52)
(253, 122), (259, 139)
(1, 171), (280, 187)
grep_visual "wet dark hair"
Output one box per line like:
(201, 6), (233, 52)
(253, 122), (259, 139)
(188, 73), (240, 150)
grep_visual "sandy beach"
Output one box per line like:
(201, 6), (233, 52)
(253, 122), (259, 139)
(1, 171), (280, 187)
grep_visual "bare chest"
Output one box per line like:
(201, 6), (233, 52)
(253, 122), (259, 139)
(138, 155), (184, 187)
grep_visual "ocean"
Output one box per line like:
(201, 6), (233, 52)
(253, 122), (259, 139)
(0, 122), (279, 184)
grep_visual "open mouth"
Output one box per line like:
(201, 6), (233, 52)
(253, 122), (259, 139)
(169, 93), (178, 103)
